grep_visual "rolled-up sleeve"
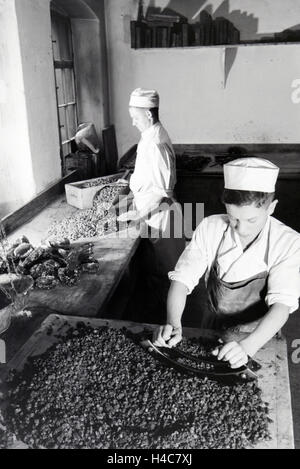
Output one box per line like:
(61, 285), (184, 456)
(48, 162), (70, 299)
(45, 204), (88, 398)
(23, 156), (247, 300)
(266, 239), (300, 313)
(168, 218), (209, 294)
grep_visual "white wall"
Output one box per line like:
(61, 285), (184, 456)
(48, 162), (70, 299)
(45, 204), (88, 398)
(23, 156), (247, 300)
(211, 0), (300, 40)
(105, 0), (300, 156)
(131, 45), (300, 144)
(15, 0), (61, 194)
(0, 0), (61, 216)
(0, 0), (37, 214)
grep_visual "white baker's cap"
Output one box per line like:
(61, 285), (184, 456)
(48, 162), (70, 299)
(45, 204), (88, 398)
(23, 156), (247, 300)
(224, 158), (279, 193)
(129, 88), (159, 108)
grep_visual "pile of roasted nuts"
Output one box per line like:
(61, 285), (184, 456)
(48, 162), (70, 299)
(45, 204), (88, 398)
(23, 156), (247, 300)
(5, 325), (271, 449)
(93, 184), (128, 205)
(48, 182), (128, 241)
(0, 236), (99, 290)
(48, 202), (116, 241)
(80, 176), (120, 189)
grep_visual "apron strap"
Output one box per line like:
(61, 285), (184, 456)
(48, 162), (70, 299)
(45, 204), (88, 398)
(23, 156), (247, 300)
(206, 225), (230, 314)
(207, 222), (270, 324)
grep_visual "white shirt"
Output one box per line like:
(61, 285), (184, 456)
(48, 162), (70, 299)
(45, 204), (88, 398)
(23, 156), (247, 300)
(169, 215), (300, 313)
(130, 122), (177, 230)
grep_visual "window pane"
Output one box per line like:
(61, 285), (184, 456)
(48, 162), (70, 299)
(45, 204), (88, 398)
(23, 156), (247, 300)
(51, 38), (60, 62)
(51, 19), (60, 61)
(66, 105), (77, 138)
(64, 68), (75, 103)
(55, 69), (65, 106)
(51, 12), (72, 61)
(62, 142), (71, 158)
(51, 9), (77, 172)
(57, 18), (72, 60)
(58, 107), (67, 142)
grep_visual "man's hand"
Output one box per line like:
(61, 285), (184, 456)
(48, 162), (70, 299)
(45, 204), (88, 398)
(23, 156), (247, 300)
(152, 324), (182, 348)
(212, 341), (249, 369)
(117, 210), (140, 222)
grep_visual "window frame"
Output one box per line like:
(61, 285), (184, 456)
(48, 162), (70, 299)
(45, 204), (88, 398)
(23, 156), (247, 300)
(51, 9), (78, 171)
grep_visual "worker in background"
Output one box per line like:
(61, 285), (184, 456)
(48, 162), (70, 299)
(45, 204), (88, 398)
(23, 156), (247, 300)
(153, 158), (300, 368)
(118, 88), (185, 323)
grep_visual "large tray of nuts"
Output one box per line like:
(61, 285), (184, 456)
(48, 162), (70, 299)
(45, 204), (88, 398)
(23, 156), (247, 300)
(0, 315), (294, 449)
(65, 172), (126, 210)
(51, 181), (131, 242)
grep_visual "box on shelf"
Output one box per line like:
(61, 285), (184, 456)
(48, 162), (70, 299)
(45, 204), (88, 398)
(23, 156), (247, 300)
(65, 172), (126, 210)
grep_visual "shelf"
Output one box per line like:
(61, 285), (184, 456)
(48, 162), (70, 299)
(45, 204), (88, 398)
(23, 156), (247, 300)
(132, 41), (300, 51)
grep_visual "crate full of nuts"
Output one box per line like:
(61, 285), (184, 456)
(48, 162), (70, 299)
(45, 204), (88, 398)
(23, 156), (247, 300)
(65, 173), (125, 210)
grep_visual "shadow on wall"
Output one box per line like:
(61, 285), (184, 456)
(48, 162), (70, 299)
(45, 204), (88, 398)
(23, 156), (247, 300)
(161, 0), (300, 43)
(224, 46), (238, 88)
(146, 0), (259, 41)
(212, 0), (259, 41)
(135, 1), (300, 85)
(146, 0), (300, 43)
(266, 23), (300, 43)
(144, 0), (244, 85)
(148, 0), (207, 20)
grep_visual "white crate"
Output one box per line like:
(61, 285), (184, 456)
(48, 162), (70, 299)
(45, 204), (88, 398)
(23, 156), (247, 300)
(65, 173), (124, 210)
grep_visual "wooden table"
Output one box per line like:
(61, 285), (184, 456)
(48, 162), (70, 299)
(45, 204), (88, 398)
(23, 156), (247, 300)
(0, 314), (294, 449)
(4, 194), (140, 317)
(26, 233), (139, 317)
(1, 195), (140, 359)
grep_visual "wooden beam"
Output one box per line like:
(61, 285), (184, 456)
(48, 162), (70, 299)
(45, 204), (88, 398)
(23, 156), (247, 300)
(1, 171), (80, 236)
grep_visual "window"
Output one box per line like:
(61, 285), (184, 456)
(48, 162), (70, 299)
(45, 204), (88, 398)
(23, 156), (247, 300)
(51, 10), (78, 164)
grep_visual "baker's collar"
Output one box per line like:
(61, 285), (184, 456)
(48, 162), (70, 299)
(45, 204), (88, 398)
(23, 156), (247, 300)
(141, 121), (160, 139)
(217, 215), (271, 275)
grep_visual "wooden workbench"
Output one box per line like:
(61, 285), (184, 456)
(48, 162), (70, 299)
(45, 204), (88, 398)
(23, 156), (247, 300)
(1, 194), (141, 359)
(5, 194), (140, 317)
(26, 234), (139, 317)
(0, 314), (294, 449)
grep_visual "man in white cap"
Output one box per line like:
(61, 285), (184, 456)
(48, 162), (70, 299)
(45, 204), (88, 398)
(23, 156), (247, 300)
(153, 157), (300, 367)
(118, 88), (185, 323)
